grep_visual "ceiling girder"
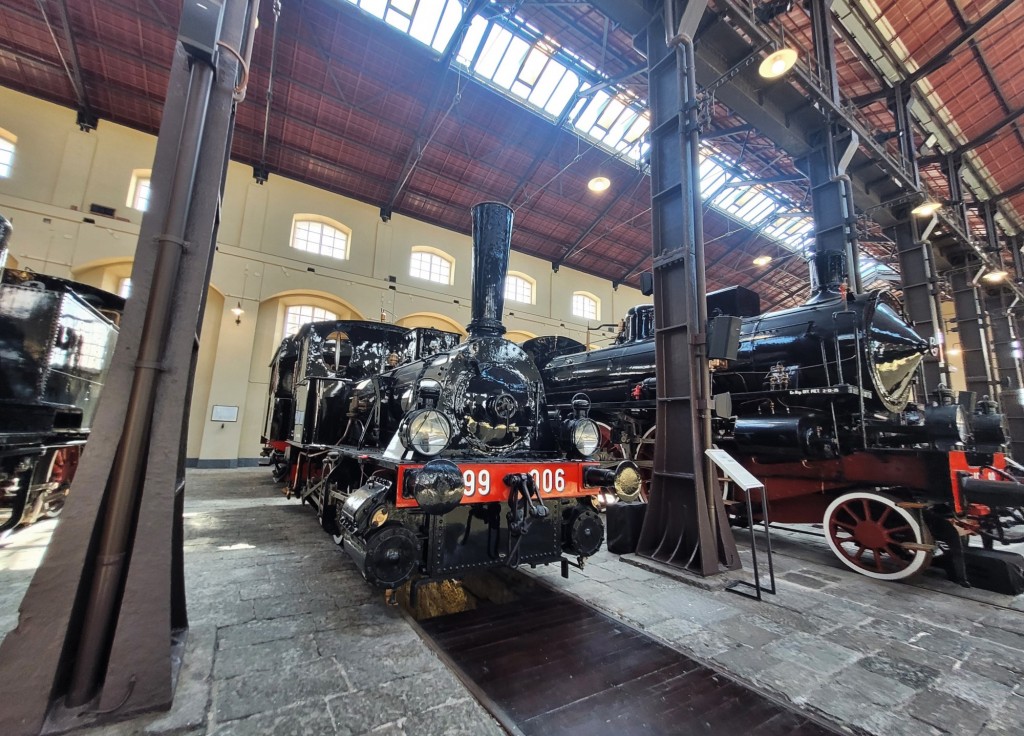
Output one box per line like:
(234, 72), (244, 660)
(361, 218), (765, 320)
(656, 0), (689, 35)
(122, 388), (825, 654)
(34, 0), (95, 129)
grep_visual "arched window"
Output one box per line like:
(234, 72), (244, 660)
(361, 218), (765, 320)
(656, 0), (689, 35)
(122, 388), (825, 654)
(410, 246), (454, 285)
(127, 169), (152, 211)
(0, 128), (17, 178)
(284, 305), (337, 337)
(505, 272), (535, 304)
(291, 215), (350, 260)
(572, 291), (600, 321)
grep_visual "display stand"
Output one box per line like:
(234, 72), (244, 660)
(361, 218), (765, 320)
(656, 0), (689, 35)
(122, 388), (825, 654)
(706, 449), (776, 601)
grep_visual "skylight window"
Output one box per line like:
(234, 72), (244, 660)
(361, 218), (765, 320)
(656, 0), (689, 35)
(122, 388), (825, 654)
(344, 0), (818, 259)
(346, 0), (462, 53)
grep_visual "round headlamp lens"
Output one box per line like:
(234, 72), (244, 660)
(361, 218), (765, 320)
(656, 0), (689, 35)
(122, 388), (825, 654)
(572, 419), (600, 457)
(403, 410), (451, 456)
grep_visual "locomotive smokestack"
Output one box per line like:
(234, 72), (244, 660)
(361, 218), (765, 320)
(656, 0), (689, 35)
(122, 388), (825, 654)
(467, 202), (513, 339)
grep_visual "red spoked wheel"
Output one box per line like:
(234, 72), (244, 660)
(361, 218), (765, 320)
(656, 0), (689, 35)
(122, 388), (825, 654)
(824, 491), (933, 581)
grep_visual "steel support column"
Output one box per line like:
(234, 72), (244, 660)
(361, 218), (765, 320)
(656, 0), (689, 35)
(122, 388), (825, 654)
(979, 203), (1024, 458)
(635, 0), (739, 576)
(891, 215), (948, 398)
(0, 1), (254, 732)
(804, 0), (860, 292)
(948, 260), (996, 402)
(809, 0), (840, 105)
(891, 83), (919, 187)
(981, 284), (1024, 460)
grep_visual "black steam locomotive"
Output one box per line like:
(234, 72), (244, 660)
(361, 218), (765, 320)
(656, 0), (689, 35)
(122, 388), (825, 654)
(0, 216), (123, 537)
(263, 202), (639, 589)
(541, 252), (1024, 586)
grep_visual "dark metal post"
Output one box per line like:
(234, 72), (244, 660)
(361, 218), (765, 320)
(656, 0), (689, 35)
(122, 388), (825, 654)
(981, 284), (1024, 459)
(891, 214), (949, 398)
(805, 0), (860, 293)
(809, 0), (840, 105)
(979, 203), (1024, 458)
(0, 0), (254, 731)
(948, 258), (997, 402)
(892, 83), (920, 187)
(635, 0), (739, 576)
(67, 53), (216, 707)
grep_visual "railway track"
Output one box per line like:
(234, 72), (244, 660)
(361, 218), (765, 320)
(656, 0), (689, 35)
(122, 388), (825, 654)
(409, 573), (840, 736)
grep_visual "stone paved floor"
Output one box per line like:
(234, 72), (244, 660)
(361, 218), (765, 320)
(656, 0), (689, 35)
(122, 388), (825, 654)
(2, 468), (1023, 736)
(527, 520), (1024, 736)
(1, 469), (505, 736)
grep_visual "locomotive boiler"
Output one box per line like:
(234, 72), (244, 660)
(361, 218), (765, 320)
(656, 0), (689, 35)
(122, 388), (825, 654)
(264, 202), (638, 590)
(0, 216), (123, 536)
(541, 252), (1024, 586)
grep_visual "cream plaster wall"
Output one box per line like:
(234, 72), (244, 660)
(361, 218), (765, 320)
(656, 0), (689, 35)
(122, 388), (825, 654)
(0, 86), (652, 464)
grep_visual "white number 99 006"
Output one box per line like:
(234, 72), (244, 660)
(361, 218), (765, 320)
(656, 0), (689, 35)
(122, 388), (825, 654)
(530, 468), (565, 493)
(462, 469), (491, 497)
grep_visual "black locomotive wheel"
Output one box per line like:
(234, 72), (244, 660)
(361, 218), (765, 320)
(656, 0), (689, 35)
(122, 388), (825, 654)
(317, 481), (342, 538)
(824, 491), (933, 581)
(364, 525), (420, 588)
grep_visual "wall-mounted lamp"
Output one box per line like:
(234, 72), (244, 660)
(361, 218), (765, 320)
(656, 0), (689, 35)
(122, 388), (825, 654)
(231, 301), (245, 325)
(982, 269), (1009, 284)
(911, 198), (943, 217)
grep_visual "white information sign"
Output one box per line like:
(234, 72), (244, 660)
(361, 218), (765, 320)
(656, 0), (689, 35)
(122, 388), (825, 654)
(705, 448), (764, 492)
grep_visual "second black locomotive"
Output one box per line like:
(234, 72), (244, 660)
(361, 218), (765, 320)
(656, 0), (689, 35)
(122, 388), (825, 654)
(540, 251), (1024, 585)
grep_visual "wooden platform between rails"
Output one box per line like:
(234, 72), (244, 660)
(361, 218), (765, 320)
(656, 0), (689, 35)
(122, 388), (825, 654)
(417, 585), (838, 736)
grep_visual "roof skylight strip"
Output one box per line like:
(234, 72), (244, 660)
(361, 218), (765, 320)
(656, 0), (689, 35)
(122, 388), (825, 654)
(343, 0), (818, 258)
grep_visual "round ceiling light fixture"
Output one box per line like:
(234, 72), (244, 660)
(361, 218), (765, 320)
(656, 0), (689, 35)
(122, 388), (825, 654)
(911, 199), (942, 217)
(753, 255), (773, 266)
(758, 48), (798, 79)
(982, 269), (1009, 283)
(588, 176), (611, 192)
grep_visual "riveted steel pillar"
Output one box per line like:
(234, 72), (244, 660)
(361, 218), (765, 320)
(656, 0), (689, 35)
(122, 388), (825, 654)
(635, 0), (739, 576)
(981, 284), (1024, 459)
(0, 1), (255, 732)
(948, 257), (997, 403)
(804, 0), (861, 292)
(891, 214), (949, 399)
(891, 82), (920, 188)
(979, 203), (1024, 458)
